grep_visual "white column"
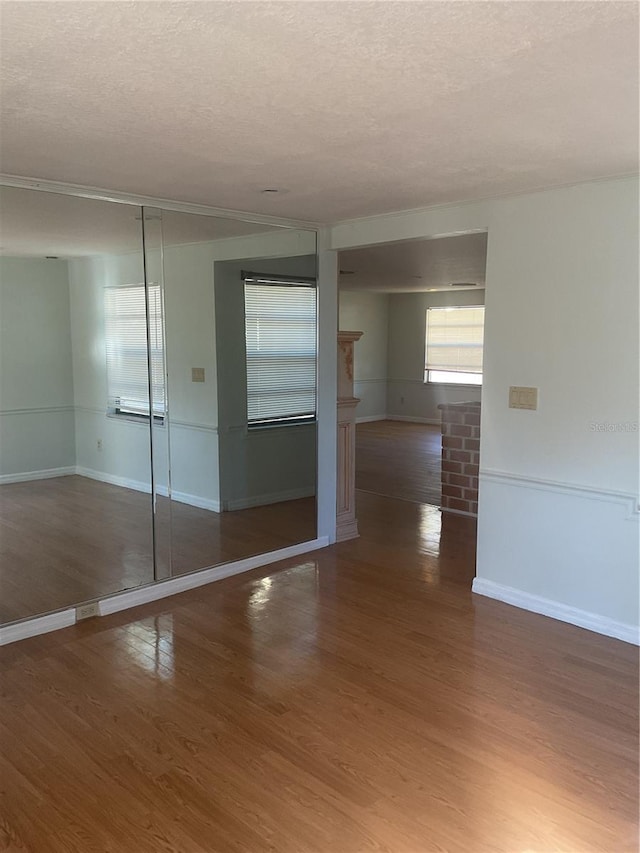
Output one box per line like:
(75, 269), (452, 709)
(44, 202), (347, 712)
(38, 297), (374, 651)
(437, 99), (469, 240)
(336, 330), (363, 542)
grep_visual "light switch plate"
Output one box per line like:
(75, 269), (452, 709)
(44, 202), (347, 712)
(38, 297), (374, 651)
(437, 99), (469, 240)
(191, 367), (205, 383)
(509, 386), (538, 410)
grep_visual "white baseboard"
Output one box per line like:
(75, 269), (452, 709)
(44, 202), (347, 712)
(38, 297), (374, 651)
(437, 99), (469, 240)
(356, 414), (388, 424)
(0, 608), (76, 646)
(0, 537), (331, 645)
(223, 486), (315, 511)
(472, 577), (640, 645)
(0, 466), (76, 485)
(99, 536), (330, 616)
(386, 415), (440, 425)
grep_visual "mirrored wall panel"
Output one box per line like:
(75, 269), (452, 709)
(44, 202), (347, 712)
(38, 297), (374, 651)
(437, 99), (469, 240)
(158, 208), (318, 577)
(0, 186), (318, 626)
(0, 186), (154, 622)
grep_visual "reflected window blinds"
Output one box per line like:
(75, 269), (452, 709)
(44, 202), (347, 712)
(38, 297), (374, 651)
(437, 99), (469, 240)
(244, 279), (317, 426)
(105, 284), (165, 418)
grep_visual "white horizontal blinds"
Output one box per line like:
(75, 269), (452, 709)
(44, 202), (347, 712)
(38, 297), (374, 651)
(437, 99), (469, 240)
(104, 284), (165, 417)
(425, 306), (485, 374)
(245, 280), (317, 425)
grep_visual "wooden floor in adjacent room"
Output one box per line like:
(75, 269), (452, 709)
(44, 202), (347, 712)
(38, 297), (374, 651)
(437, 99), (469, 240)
(355, 420), (442, 505)
(1, 491), (638, 852)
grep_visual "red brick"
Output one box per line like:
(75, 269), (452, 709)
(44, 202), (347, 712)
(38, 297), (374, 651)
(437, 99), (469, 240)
(470, 502), (478, 515)
(449, 473), (470, 487)
(464, 438), (480, 452)
(464, 463), (479, 478)
(448, 498), (470, 512)
(464, 488), (479, 502)
(450, 424), (473, 438)
(443, 436), (463, 450)
(449, 449), (471, 463)
(442, 484), (463, 499)
(464, 412), (481, 426)
(442, 460), (463, 474)
(445, 411), (465, 424)
(471, 425), (481, 438)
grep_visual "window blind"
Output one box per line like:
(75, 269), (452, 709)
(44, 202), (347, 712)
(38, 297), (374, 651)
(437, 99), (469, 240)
(104, 284), (165, 418)
(244, 280), (317, 425)
(425, 306), (485, 375)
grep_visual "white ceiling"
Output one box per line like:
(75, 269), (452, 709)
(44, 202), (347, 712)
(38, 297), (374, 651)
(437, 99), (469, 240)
(0, 187), (277, 257)
(339, 232), (487, 292)
(0, 2), (637, 224)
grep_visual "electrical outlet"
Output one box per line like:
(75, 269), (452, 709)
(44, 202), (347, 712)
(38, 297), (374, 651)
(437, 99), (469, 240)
(76, 602), (99, 621)
(97, 438), (103, 451)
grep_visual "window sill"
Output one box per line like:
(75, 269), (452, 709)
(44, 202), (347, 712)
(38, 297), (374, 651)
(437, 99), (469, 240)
(423, 382), (483, 389)
(107, 412), (165, 427)
(247, 419), (316, 434)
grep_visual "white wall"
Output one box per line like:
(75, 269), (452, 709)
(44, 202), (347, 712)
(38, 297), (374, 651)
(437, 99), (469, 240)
(0, 257), (76, 479)
(339, 290), (388, 420)
(331, 177), (640, 640)
(386, 289), (484, 422)
(68, 253), (157, 493)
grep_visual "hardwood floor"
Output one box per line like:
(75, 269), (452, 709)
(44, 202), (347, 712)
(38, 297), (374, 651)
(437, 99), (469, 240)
(356, 420), (442, 506)
(1, 492), (637, 852)
(0, 476), (316, 624)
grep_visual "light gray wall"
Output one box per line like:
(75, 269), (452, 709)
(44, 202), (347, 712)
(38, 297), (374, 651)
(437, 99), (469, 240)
(339, 290), (388, 420)
(68, 252), (157, 492)
(387, 289), (484, 422)
(215, 254), (317, 510)
(331, 176), (640, 637)
(0, 257), (76, 478)
(68, 229), (318, 515)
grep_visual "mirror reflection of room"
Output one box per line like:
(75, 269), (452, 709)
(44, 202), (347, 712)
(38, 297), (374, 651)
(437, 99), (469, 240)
(159, 209), (318, 576)
(0, 188), (318, 625)
(0, 187), (154, 623)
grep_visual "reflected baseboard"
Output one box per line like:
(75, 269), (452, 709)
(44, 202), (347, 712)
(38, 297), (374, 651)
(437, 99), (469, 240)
(0, 466), (76, 485)
(223, 487), (315, 511)
(76, 466), (221, 512)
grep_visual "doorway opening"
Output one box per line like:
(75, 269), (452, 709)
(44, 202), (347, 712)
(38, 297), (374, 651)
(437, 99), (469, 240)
(337, 231), (487, 586)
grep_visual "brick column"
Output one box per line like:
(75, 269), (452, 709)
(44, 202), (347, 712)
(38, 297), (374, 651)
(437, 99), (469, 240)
(438, 401), (480, 517)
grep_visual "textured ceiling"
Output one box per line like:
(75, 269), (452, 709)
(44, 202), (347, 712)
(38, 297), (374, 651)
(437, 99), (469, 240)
(0, 186), (276, 257)
(339, 232), (487, 292)
(0, 2), (638, 223)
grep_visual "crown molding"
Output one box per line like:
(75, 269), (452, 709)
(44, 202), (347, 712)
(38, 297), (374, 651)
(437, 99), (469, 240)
(0, 173), (322, 231)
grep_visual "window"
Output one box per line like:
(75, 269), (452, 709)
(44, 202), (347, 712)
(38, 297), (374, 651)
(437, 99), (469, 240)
(424, 305), (484, 385)
(104, 284), (165, 419)
(244, 275), (317, 427)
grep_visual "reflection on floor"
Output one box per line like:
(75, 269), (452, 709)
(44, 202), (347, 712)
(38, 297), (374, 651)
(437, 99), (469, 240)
(1, 491), (636, 852)
(352, 489), (477, 585)
(355, 419), (442, 505)
(0, 475), (316, 624)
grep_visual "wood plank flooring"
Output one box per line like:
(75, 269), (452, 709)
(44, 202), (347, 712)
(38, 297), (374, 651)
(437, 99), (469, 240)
(1, 491), (637, 852)
(0, 476), (316, 624)
(356, 420), (442, 506)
